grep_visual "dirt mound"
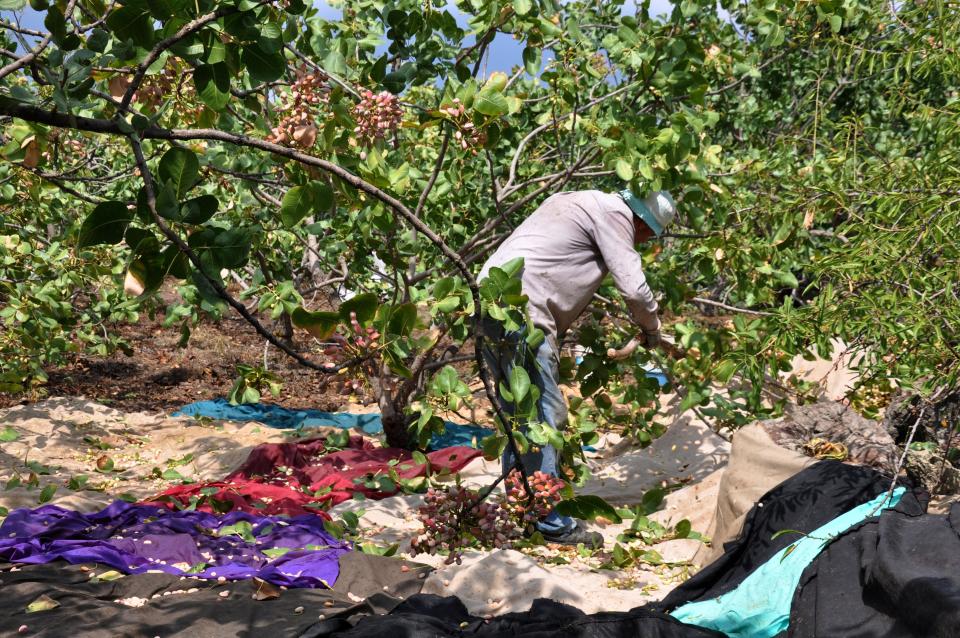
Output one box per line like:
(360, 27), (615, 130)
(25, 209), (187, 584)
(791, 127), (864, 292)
(763, 400), (899, 474)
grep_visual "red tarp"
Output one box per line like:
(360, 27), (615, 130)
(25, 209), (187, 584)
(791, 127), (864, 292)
(148, 435), (482, 516)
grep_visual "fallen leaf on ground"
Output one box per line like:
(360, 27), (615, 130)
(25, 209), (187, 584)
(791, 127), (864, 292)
(26, 594), (59, 613)
(251, 578), (281, 601)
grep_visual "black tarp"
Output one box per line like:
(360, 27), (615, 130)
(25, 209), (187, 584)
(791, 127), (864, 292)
(789, 503), (960, 637)
(6, 462), (960, 638)
(305, 594), (726, 638)
(320, 462), (960, 638)
(0, 552), (429, 637)
(654, 461), (927, 610)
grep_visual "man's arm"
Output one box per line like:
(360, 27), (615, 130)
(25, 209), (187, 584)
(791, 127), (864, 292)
(590, 211), (661, 334)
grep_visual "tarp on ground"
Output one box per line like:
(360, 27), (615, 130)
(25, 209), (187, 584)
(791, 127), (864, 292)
(0, 552), (431, 638)
(150, 434), (482, 515)
(0, 501), (350, 588)
(328, 462), (956, 638)
(693, 400), (899, 566)
(173, 399), (492, 449)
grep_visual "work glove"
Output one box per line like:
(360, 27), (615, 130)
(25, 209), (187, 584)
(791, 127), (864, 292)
(641, 329), (661, 349)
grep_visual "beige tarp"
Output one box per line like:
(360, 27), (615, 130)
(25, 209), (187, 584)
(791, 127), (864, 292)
(692, 421), (815, 565)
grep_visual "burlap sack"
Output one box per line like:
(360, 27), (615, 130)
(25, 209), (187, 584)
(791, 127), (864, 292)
(692, 421), (815, 566)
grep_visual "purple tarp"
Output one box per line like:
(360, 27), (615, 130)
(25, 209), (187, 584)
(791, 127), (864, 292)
(0, 501), (351, 588)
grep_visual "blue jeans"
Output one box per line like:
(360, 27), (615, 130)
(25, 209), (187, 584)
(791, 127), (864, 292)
(481, 319), (575, 535)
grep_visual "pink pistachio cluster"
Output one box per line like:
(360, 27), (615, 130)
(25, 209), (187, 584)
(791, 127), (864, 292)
(352, 90), (403, 147)
(411, 470), (566, 563)
(438, 98), (487, 153)
(321, 312), (380, 396)
(504, 470), (565, 525)
(411, 484), (521, 565)
(267, 67), (330, 149)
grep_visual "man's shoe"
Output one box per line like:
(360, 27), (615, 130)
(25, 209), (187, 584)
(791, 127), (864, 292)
(540, 520), (603, 549)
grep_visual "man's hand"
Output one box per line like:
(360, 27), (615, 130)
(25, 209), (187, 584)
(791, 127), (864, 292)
(606, 337), (639, 360)
(606, 331), (661, 360)
(641, 329), (661, 349)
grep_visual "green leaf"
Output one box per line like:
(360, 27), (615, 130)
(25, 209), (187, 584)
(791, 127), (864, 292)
(291, 307), (339, 340)
(829, 14), (842, 33)
(280, 185), (313, 228)
(674, 519), (692, 539)
(771, 529), (806, 540)
(776, 270), (799, 288)
(615, 158), (634, 181)
(679, 389), (703, 411)
(262, 546), (292, 559)
(386, 302), (418, 336)
(158, 147), (200, 199)
(431, 365), (460, 394)
(641, 487), (665, 513)
(243, 43), (286, 84)
(339, 293), (379, 324)
(38, 484), (57, 503)
(433, 296), (460, 314)
(106, 5), (153, 45)
(179, 195), (219, 225)
(780, 543), (798, 562)
(26, 594), (60, 613)
(145, 0), (176, 19)
(194, 63), (231, 111)
(514, 0), (532, 16)
(481, 434), (507, 460)
(309, 180), (334, 211)
(280, 181), (332, 227)
(125, 226), (159, 255)
(92, 569), (124, 581)
(78, 201), (133, 247)
(509, 366), (531, 403)
(0, 426), (18, 442)
(411, 450), (428, 466)
(0, 0), (26, 9)
(713, 359), (738, 383)
(161, 245), (190, 279)
(87, 28), (109, 52)
(474, 88), (509, 117)
(370, 55), (388, 82)
(382, 71), (407, 94)
(555, 495), (622, 523)
(482, 72), (509, 93)
(772, 219), (792, 245)
(522, 46), (541, 76)
(637, 157), (654, 180)
(217, 520), (255, 542)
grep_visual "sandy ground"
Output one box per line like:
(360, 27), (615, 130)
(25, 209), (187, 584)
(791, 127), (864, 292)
(0, 393), (732, 616)
(0, 397), (289, 512)
(328, 393), (731, 615)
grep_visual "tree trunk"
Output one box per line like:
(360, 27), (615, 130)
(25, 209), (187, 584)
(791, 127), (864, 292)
(378, 390), (413, 449)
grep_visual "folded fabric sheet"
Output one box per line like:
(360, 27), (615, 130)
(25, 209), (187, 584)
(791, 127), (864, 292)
(0, 553), (432, 638)
(0, 501), (351, 588)
(151, 435), (482, 515)
(670, 487), (906, 637)
(172, 399), (492, 449)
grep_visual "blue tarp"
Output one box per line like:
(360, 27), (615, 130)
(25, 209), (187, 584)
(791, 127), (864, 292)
(172, 399), (491, 450)
(671, 487), (906, 638)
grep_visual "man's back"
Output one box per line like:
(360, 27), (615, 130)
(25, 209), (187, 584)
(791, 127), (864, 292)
(479, 190), (659, 338)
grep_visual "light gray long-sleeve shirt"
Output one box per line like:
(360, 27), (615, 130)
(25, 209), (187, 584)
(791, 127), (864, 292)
(478, 190), (660, 339)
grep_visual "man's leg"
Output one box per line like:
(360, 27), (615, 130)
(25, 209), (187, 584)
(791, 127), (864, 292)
(528, 335), (576, 535)
(481, 327), (601, 545)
